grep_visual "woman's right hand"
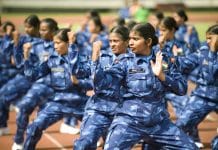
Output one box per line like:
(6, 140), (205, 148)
(158, 34), (166, 49)
(23, 42), (32, 60)
(67, 31), (76, 44)
(6, 25), (13, 36)
(12, 31), (20, 46)
(92, 41), (102, 62)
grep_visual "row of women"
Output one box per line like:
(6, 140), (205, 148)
(0, 9), (217, 150)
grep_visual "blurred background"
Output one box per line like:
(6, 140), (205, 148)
(0, 0), (218, 42)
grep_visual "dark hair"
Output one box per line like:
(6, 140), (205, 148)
(24, 14), (40, 30)
(90, 16), (104, 31)
(2, 21), (15, 32)
(126, 20), (137, 30)
(176, 9), (188, 22)
(154, 11), (164, 21)
(206, 24), (218, 35)
(110, 26), (129, 41)
(132, 23), (158, 46)
(89, 10), (100, 18)
(161, 16), (178, 31)
(114, 18), (125, 26)
(41, 18), (59, 33)
(54, 28), (71, 43)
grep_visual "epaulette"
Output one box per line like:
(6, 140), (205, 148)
(32, 39), (43, 46)
(117, 52), (134, 61)
(199, 45), (209, 52)
(49, 51), (59, 58)
(101, 50), (113, 57)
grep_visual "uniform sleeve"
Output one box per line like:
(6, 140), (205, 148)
(175, 51), (200, 74)
(97, 33), (110, 50)
(24, 59), (50, 81)
(189, 27), (200, 52)
(69, 44), (91, 78)
(13, 36), (26, 68)
(94, 57), (127, 89)
(77, 77), (94, 91)
(1, 35), (14, 65)
(162, 64), (187, 95)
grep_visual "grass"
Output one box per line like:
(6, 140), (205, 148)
(195, 22), (214, 42)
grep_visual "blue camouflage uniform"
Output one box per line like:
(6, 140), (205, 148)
(14, 39), (55, 145)
(118, 7), (130, 20)
(63, 31), (109, 127)
(160, 38), (191, 117)
(0, 34), (18, 87)
(0, 35), (40, 128)
(23, 44), (92, 150)
(94, 51), (197, 150)
(76, 30), (110, 56)
(74, 50), (126, 150)
(212, 135), (218, 150)
(61, 32), (99, 127)
(187, 42), (209, 83)
(180, 42), (210, 144)
(175, 49), (218, 142)
(175, 24), (200, 52)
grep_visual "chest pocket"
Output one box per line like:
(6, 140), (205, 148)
(126, 67), (156, 93)
(51, 67), (67, 88)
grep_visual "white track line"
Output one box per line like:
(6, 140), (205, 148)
(44, 132), (67, 150)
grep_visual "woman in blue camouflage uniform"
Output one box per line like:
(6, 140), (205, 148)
(157, 16), (191, 118)
(0, 15), (41, 136)
(95, 23), (197, 150)
(12, 18), (59, 150)
(74, 26), (129, 150)
(23, 28), (92, 150)
(148, 11), (164, 37)
(173, 9), (200, 52)
(175, 24), (218, 149)
(62, 15), (110, 133)
(0, 21), (18, 87)
(76, 16), (109, 57)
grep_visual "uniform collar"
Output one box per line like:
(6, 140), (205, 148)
(135, 50), (154, 63)
(178, 24), (187, 32)
(43, 40), (53, 48)
(208, 50), (217, 60)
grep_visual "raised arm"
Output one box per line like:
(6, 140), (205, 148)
(151, 51), (187, 95)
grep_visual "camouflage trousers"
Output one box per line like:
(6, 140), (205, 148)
(104, 115), (197, 150)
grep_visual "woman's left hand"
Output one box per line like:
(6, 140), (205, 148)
(71, 75), (79, 85)
(150, 51), (165, 81)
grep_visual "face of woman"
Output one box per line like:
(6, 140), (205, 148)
(129, 31), (149, 55)
(173, 13), (183, 26)
(109, 33), (128, 55)
(40, 22), (53, 40)
(88, 20), (97, 33)
(159, 25), (174, 41)
(206, 33), (218, 52)
(24, 23), (38, 36)
(149, 15), (159, 29)
(53, 35), (68, 55)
